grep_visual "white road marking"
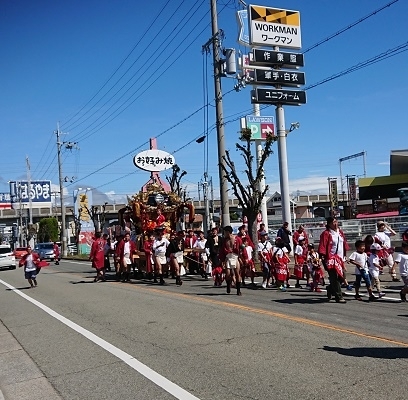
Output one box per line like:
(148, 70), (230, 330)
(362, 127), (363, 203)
(0, 278), (200, 400)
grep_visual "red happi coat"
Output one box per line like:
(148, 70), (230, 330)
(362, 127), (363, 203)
(143, 239), (154, 273)
(294, 245), (306, 279)
(273, 248), (290, 282)
(318, 229), (349, 278)
(90, 238), (106, 270)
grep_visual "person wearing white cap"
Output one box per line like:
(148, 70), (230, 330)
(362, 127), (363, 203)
(374, 221), (399, 282)
(368, 243), (385, 298)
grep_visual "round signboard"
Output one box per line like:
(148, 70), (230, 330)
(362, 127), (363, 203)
(155, 194), (164, 204)
(133, 150), (175, 172)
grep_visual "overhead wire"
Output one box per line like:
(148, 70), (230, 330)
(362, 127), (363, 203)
(66, 0), (192, 136)
(302, 0), (400, 54)
(64, 0), (399, 193)
(69, 1), (208, 143)
(60, 0), (174, 130)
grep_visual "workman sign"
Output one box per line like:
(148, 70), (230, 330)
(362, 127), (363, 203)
(248, 5), (301, 49)
(245, 115), (275, 140)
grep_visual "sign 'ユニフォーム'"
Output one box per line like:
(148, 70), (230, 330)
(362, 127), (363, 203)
(249, 5), (301, 49)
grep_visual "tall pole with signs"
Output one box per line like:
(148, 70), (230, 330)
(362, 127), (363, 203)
(210, 0), (230, 227)
(246, 4), (305, 234)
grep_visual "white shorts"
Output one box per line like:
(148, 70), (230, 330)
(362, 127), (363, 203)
(225, 253), (239, 269)
(174, 251), (184, 264)
(156, 255), (167, 265)
(124, 253), (132, 265)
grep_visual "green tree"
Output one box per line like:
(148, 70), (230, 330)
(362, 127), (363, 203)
(38, 217), (59, 242)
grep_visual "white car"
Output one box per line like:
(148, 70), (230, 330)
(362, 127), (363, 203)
(0, 244), (16, 269)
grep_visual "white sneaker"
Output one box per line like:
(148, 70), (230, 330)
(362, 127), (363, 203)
(261, 281), (267, 289)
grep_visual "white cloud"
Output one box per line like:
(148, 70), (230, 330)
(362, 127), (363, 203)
(268, 175), (332, 195)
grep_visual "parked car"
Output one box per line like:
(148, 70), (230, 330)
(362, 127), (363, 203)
(0, 244), (16, 269)
(13, 247), (28, 259)
(35, 242), (56, 261)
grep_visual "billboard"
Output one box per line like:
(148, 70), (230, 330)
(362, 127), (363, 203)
(74, 189), (95, 255)
(329, 178), (339, 217)
(0, 193), (12, 209)
(9, 181), (52, 209)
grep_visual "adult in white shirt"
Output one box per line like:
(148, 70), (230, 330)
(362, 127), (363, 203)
(152, 227), (170, 285)
(374, 220), (399, 281)
(394, 242), (408, 301)
(194, 231), (208, 279)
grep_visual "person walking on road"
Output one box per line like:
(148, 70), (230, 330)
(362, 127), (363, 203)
(349, 240), (376, 301)
(116, 232), (136, 283)
(167, 231), (185, 286)
(368, 243), (386, 298)
(277, 221), (292, 253)
(374, 221), (399, 281)
(89, 232), (106, 282)
(318, 217), (349, 303)
(152, 227), (169, 285)
(258, 232), (273, 289)
(53, 242), (60, 265)
(394, 241), (408, 301)
(19, 246), (40, 288)
(219, 226), (243, 296)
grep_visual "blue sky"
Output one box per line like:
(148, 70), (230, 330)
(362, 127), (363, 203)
(1, 0), (407, 204)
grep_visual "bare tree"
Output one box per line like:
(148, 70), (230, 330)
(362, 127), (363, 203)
(82, 203), (108, 232)
(166, 164), (187, 199)
(220, 128), (277, 246)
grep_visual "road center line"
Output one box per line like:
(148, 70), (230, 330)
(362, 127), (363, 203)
(127, 284), (408, 348)
(0, 278), (200, 400)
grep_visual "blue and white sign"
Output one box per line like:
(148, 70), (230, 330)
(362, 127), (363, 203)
(237, 10), (250, 47)
(0, 193), (11, 209)
(9, 181), (52, 208)
(245, 115), (275, 140)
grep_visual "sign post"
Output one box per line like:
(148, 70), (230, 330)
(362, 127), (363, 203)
(245, 4), (306, 237)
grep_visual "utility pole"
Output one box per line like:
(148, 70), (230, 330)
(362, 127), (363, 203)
(210, 0), (230, 226)
(56, 123), (67, 257)
(253, 103), (268, 231)
(26, 156), (35, 247)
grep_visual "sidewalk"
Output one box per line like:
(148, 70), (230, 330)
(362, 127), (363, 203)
(0, 321), (61, 400)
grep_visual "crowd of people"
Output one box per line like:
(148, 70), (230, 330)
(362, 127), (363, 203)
(82, 218), (408, 303)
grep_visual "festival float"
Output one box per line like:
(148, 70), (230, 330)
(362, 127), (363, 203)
(118, 139), (195, 273)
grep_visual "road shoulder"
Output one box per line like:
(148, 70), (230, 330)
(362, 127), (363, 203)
(0, 320), (62, 400)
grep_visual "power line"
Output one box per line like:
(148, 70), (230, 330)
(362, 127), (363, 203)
(305, 41), (408, 90)
(69, 2), (208, 143)
(61, 1), (397, 192)
(302, 0), (400, 54)
(60, 0), (174, 130)
(65, 0), (193, 135)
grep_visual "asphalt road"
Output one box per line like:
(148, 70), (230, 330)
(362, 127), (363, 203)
(0, 260), (407, 400)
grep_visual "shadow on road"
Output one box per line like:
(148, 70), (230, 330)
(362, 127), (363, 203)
(322, 345), (408, 359)
(273, 294), (328, 305)
(6, 286), (35, 291)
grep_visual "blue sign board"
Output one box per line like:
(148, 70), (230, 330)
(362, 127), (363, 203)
(9, 181), (52, 204)
(237, 10), (250, 47)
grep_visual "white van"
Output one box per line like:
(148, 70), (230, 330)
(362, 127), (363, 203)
(0, 244), (16, 269)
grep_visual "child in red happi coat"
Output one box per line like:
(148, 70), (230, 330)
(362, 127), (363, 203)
(294, 236), (306, 288)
